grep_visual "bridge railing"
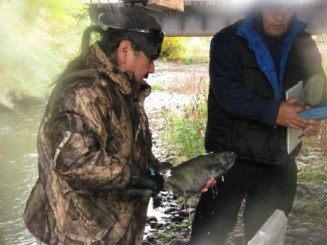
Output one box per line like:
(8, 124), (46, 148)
(184, 0), (327, 6)
(83, 0), (327, 6)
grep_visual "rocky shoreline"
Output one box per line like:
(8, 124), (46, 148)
(141, 152), (327, 245)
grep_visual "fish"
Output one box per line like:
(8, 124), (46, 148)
(163, 151), (236, 196)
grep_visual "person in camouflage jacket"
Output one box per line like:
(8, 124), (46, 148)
(24, 7), (167, 244)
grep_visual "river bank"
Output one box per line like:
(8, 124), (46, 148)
(142, 148), (327, 245)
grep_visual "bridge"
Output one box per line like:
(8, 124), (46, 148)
(86, 0), (327, 36)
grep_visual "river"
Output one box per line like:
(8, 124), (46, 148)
(0, 104), (45, 244)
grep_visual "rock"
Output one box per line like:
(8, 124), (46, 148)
(310, 232), (327, 240)
(157, 226), (166, 231)
(161, 202), (168, 206)
(314, 228), (326, 234)
(168, 202), (179, 208)
(181, 229), (190, 235)
(285, 236), (296, 243)
(233, 234), (245, 245)
(148, 229), (157, 233)
(156, 223), (166, 229)
(288, 213), (296, 223)
(146, 234), (156, 243)
(292, 228), (310, 239)
(164, 207), (180, 214)
(286, 229), (294, 237)
(170, 239), (188, 245)
(172, 194), (179, 200)
(147, 216), (158, 223)
(172, 234), (185, 240)
(171, 211), (180, 216)
(295, 239), (313, 245)
(161, 191), (169, 196)
(179, 210), (189, 218)
(150, 221), (158, 229)
(308, 236), (322, 244)
(171, 215), (184, 222)
(293, 220), (300, 226)
(297, 187), (306, 197)
(296, 222), (317, 232)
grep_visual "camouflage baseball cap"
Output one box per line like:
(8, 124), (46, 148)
(99, 6), (164, 60)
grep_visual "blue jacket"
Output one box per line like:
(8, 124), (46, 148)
(205, 16), (326, 164)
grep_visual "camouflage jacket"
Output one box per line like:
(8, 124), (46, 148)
(24, 44), (160, 244)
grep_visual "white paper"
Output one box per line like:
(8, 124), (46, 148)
(286, 81), (303, 154)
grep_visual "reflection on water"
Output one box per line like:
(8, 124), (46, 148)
(0, 104), (45, 244)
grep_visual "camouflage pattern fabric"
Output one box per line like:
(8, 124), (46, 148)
(24, 43), (161, 244)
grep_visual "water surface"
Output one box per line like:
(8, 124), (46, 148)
(0, 104), (44, 244)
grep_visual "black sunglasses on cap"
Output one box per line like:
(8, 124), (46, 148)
(102, 25), (164, 44)
(105, 26), (164, 60)
(126, 28), (164, 43)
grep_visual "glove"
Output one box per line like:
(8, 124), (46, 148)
(136, 169), (165, 196)
(119, 169), (165, 201)
(119, 188), (154, 202)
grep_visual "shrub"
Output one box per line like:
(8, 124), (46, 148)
(161, 37), (210, 64)
(161, 37), (186, 62)
(158, 80), (208, 159)
(0, 0), (89, 109)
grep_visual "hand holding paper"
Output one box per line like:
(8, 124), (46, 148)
(302, 119), (322, 138)
(276, 98), (309, 129)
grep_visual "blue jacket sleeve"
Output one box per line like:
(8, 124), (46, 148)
(209, 34), (281, 126)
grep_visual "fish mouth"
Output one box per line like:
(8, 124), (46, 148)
(226, 151), (236, 167)
(225, 152), (236, 169)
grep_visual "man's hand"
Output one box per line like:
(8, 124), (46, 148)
(276, 98), (310, 129)
(119, 188), (154, 201)
(303, 119), (321, 137)
(136, 169), (165, 196)
(200, 178), (217, 193)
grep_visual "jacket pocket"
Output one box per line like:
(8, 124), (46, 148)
(233, 120), (271, 159)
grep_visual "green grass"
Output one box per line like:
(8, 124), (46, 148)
(298, 163), (327, 186)
(158, 85), (208, 159)
(151, 83), (166, 92)
(162, 112), (206, 157)
(293, 194), (327, 220)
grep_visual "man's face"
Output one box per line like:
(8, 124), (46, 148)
(262, 9), (295, 37)
(128, 51), (155, 85)
(117, 40), (156, 86)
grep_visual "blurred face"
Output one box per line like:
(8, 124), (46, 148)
(117, 40), (155, 86)
(262, 8), (295, 37)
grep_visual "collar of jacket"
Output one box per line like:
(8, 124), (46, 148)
(88, 43), (152, 102)
(236, 14), (307, 101)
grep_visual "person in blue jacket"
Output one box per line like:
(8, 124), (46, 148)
(191, 2), (327, 244)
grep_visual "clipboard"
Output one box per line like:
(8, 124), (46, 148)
(286, 81), (303, 154)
